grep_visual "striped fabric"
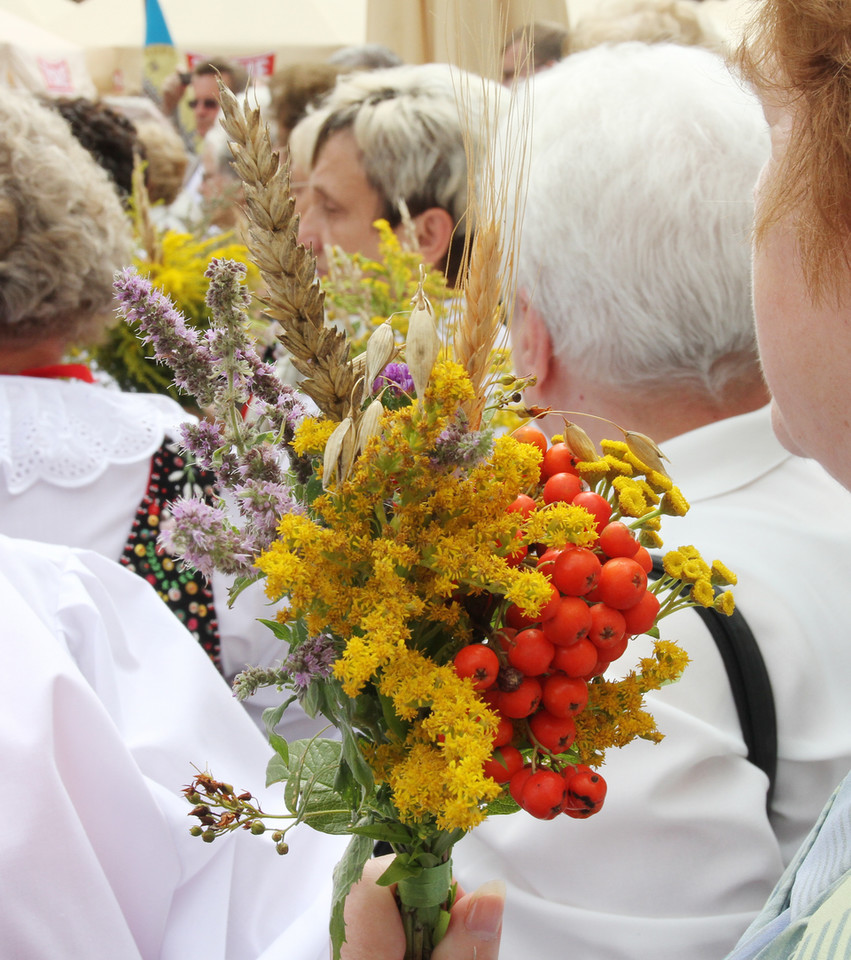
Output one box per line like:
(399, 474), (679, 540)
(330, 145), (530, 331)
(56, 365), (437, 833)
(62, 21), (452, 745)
(727, 775), (851, 959)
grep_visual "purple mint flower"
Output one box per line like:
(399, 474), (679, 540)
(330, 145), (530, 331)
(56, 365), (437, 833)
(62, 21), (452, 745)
(113, 268), (218, 406)
(236, 479), (304, 548)
(430, 419), (493, 470)
(373, 362), (414, 398)
(246, 357), (291, 408)
(205, 258), (251, 315)
(179, 420), (225, 471)
(284, 633), (338, 690)
(257, 387), (308, 437)
(159, 497), (256, 578)
(238, 444), (288, 486)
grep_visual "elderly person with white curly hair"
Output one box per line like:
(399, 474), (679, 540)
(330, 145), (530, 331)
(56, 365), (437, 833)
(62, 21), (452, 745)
(448, 40), (851, 960)
(0, 87), (320, 738)
(340, 39), (851, 960)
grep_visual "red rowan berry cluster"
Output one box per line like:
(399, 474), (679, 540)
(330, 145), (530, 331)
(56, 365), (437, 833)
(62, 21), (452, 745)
(453, 427), (666, 821)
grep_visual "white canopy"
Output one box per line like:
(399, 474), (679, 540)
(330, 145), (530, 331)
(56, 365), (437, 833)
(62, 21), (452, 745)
(1, 0), (749, 96)
(0, 9), (95, 96)
(0, 0), (368, 92)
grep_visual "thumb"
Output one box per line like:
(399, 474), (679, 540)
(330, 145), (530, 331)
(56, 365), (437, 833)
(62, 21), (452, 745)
(433, 880), (505, 960)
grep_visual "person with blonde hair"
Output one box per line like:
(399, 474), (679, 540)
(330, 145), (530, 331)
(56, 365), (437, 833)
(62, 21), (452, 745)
(134, 116), (189, 207)
(721, 1), (851, 947)
(571, 0), (723, 53)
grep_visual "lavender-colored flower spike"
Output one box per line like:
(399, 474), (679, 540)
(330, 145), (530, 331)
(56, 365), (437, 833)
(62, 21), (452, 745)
(430, 418), (494, 470)
(235, 479), (304, 551)
(180, 420), (225, 472)
(283, 633), (338, 690)
(113, 269), (218, 407)
(160, 498), (257, 579)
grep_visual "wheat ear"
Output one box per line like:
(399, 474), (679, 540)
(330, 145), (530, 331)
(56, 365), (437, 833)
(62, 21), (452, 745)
(216, 81), (360, 421)
(456, 221), (505, 430)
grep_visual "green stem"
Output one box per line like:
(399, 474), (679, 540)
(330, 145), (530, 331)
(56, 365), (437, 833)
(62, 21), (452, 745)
(395, 856), (453, 960)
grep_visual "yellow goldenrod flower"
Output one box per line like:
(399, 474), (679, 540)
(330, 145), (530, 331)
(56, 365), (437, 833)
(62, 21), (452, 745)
(522, 503), (598, 550)
(292, 417), (338, 457)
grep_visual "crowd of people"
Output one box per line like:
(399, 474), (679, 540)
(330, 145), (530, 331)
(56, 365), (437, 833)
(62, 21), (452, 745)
(3, 0), (851, 957)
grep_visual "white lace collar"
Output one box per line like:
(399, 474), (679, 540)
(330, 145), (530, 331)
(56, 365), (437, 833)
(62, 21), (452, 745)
(0, 376), (193, 493)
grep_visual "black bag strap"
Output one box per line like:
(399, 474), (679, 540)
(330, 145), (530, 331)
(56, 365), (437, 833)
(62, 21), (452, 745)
(650, 557), (777, 809)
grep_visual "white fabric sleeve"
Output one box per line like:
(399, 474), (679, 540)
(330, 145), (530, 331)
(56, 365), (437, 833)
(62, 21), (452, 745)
(0, 536), (344, 960)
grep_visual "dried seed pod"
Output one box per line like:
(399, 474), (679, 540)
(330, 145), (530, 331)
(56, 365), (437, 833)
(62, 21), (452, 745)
(562, 420), (597, 463)
(355, 400), (384, 456)
(623, 430), (670, 476)
(405, 281), (440, 399)
(364, 321), (396, 392)
(322, 416), (355, 488)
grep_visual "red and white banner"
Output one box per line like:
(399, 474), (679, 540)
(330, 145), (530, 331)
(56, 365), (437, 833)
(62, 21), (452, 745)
(37, 57), (75, 93)
(185, 51), (276, 79)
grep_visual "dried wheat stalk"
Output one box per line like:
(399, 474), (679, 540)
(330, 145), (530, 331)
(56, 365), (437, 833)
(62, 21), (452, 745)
(216, 82), (360, 421)
(131, 156), (161, 264)
(452, 67), (530, 432)
(455, 220), (505, 430)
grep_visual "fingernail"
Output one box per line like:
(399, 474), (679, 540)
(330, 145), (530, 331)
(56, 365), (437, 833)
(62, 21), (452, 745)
(465, 880), (506, 941)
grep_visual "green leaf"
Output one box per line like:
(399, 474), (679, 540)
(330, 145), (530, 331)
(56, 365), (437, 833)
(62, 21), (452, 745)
(333, 760), (362, 811)
(433, 908), (452, 945)
(266, 752), (288, 787)
(300, 682), (321, 718)
(330, 834), (373, 960)
(299, 796), (353, 835)
(269, 732), (289, 764)
(485, 793), (520, 816)
(349, 821), (416, 844)
(376, 855), (423, 887)
(257, 617), (306, 644)
(378, 691), (409, 740)
(283, 739), (351, 820)
(262, 700), (288, 739)
(226, 571), (264, 606)
(341, 727), (375, 793)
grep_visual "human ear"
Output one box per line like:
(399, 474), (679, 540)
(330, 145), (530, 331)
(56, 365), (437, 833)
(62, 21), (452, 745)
(410, 207), (455, 267)
(512, 290), (555, 389)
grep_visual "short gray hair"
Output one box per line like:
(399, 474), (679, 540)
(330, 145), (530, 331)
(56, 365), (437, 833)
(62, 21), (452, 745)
(0, 88), (132, 347)
(508, 43), (769, 397)
(310, 63), (498, 228)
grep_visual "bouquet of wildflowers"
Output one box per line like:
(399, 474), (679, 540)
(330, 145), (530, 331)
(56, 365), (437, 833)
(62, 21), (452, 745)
(113, 88), (736, 960)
